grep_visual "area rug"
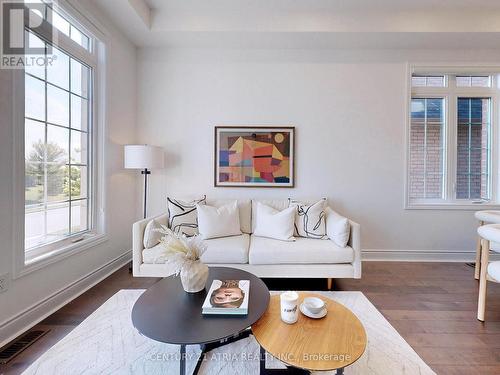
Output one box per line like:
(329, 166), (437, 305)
(23, 290), (435, 375)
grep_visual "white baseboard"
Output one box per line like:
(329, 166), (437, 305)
(0, 250), (131, 349)
(363, 249), (500, 262)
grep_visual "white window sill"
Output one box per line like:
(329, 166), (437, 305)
(14, 233), (108, 279)
(405, 202), (500, 210)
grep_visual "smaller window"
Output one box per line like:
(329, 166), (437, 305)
(412, 75), (445, 88)
(33, 4), (92, 51)
(408, 69), (498, 208)
(456, 76), (491, 88)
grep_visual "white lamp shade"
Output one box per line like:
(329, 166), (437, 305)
(124, 145), (164, 169)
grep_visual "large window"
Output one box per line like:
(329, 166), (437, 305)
(408, 72), (497, 207)
(23, 4), (97, 259)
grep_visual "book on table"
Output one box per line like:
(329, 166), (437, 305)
(202, 279), (250, 315)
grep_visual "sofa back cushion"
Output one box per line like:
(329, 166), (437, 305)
(251, 199), (290, 232)
(206, 198), (252, 234)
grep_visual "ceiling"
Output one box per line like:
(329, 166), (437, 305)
(92, 0), (500, 49)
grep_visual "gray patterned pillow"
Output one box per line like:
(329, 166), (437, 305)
(289, 198), (327, 239)
(167, 196), (206, 236)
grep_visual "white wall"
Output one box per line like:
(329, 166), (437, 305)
(137, 47), (500, 258)
(0, 2), (138, 345)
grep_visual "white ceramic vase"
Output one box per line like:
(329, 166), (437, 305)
(180, 260), (209, 293)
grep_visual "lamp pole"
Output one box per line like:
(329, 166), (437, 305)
(141, 168), (151, 219)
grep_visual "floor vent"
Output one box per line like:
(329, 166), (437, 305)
(0, 329), (49, 364)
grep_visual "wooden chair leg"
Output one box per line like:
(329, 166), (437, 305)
(475, 221), (484, 280)
(327, 278), (333, 290)
(477, 239), (489, 321)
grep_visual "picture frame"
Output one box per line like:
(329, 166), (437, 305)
(214, 126), (295, 187)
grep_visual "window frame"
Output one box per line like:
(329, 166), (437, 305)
(406, 66), (500, 210)
(12, 2), (108, 278)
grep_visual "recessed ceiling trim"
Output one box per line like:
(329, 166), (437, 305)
(128, 0), (152, 29)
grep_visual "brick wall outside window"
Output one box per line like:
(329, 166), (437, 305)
(455, 98), (490, 199)
(409, 125), (443, 199)
(409, 98), (444, 200)
(409, 97), (490, 201)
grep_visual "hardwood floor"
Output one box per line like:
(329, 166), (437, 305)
(1, 261), (499, 375)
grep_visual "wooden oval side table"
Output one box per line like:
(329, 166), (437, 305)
(252, 292), (367, 375)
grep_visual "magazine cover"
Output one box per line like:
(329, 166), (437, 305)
(202, 279), (250, 314)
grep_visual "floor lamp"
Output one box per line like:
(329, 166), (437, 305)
(124, 145), (164, 273)
(124, 144), (164, 219)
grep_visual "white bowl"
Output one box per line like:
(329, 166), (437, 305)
(303, 297), (325, 314)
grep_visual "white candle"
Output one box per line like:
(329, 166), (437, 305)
(280, 291), (299, 324)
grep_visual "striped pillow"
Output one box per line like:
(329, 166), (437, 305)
(167, 196), (206, 236)
(288, 198), (327, 239)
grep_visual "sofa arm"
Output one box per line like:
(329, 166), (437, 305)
(132, 212), (169, 277)
(348, 219), (362, 278)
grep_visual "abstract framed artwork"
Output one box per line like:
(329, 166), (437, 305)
(214, 126), (295, 187)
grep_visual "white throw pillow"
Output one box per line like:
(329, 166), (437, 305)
(253, 202), (295, 241)
(167, 196), (206, 236)
(197, 201), (242, 240)
(325, 207), (350, 247)
(289, 198), (327, 239)
(143, 219), (164, 249)
(251, 199), (289, 232)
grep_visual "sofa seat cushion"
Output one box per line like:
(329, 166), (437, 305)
(142, 243), (168, 264)
(249, 235), (353, 265)
(201, 234), (250, 264)
(143, 234), (250, 265)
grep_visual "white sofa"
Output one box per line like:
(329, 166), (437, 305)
(132, 199), (361, 279)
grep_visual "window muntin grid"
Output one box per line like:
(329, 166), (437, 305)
(411, 75), (446, 87)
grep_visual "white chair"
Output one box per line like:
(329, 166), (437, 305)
(474, 211), (500, 279)
(477, 223), (500, 321)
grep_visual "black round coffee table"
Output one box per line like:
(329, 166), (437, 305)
(132, 267), (270, 375)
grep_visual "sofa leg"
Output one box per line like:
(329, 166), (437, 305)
(327, 278), (333, 290)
